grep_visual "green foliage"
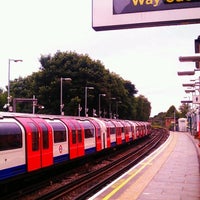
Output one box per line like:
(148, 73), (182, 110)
(0, 51), (151, 120)
(179, 103), (190, 118)
(135, 95), (151, 121)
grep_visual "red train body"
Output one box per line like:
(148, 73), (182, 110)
(0, 112), (151, 181)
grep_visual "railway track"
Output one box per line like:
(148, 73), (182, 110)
(34, 128), (167, 200)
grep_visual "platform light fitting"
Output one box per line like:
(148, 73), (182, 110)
(177, 71), (195, 76)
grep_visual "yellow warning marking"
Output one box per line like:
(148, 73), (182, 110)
(102, 132), (178, 200)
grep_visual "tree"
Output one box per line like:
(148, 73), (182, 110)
(5, 51), (151, 120)
(179, 103), (190, 118)
(135, 95), (151, 121)
(166, 105), (180, 118)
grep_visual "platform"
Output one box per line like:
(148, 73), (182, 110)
(89, 131), (200, 200)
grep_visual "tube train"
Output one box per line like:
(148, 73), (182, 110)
(0, 112), (151, 182)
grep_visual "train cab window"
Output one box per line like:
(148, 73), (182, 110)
(0, 122), (22, 151)
(49, 122), (66, 143)
(39, 122), (49, 149)
(28, 122), (39, 151)
(80, 121), (95, 138)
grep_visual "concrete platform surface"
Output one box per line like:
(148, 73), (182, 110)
(89, 132), (200, 200)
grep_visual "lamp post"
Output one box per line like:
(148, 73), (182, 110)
(98, 93), (106, 117)
(109, 97), (116, 119)
(116, 101), (122, 119)
(85, 86), (94, 117)
(60, 77), (72, 115)
(7, 59), (23, 111)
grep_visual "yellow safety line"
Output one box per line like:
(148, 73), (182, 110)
(102, 132), (177, 200)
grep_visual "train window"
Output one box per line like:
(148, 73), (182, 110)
(117, 127), (121, 136)
(28, 122), (39, 151)
(70, 120), (83, 143)
(110, 127), (116, 135)
(49, 122), (66, 143)
(95, 123), (101, 139)
(72, 130), (76, 144)
(80, 121), (94, 138)
(68, 123), (76, 144)
(106, 128), (110, 137)
(39, 122), (49, 149)
(0, 122), (22, 151)
(127, 126), (131, 133)
(105, 121), (115, 135)
(78, 129), (82, 142)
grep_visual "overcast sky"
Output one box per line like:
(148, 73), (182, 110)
(1, 0), (200, 116)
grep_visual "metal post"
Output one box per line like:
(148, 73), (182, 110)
(174, 111), (176, 131)
(7, 59), (10, 106)
(85, 87), (94, 117)
(98, 93), (106, 117)
(7, 59), (23, 110)
(85, 87), (87, 117)
(60, 77), (72, 115)
(60, 77), (63, 115)
(33, 95), (36, 114)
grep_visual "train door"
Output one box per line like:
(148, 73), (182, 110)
(105, 125), (111, 148)
(104, 120), (114, 147)
(112, 120), (122, 145)
(31, 118), (53, 168)
(127, 121), (135, 141)
(120, 121), (130, 142)
(61, 118), (84, 159)
(135, 122), (141, 138)
(89, 119), (102, 151)
(78, 119), (96, 155)
(16, 117), (53, 172)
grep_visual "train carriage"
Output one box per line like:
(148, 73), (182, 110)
(0, 117), (26, 180)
